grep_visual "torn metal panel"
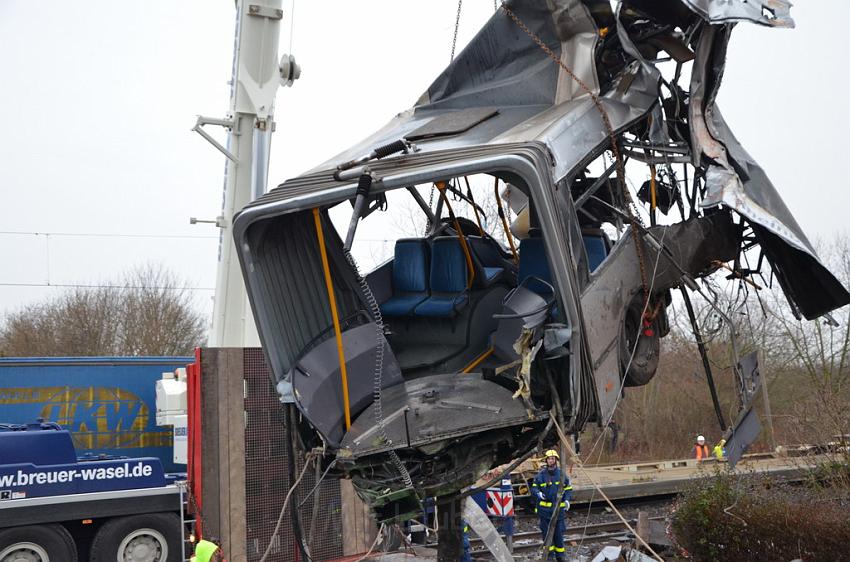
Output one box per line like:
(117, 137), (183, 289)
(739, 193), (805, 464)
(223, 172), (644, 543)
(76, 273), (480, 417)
(463, 496), (513, 562)
(422, 0), (601, 109)
(680, 0), (794, 27)
(339, 373), (546, 458)
(725, 405), (762, 469)
(690, 24), (850, 319)
(580, 213), (738, 420)
(738, 350), (761, 406)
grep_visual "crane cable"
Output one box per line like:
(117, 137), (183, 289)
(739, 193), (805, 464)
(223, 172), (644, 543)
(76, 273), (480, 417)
(502, 4), (655, 318)
(451, 0), (463, 61)
(552, 419), (665, 561)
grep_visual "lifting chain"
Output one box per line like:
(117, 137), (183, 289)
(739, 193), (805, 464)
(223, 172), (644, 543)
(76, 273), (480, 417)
(451, 0), (463, 61)
(502, 5), (654, 318)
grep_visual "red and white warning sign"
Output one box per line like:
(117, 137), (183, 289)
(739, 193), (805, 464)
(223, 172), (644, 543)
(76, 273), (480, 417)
(485, 488), (514, 516)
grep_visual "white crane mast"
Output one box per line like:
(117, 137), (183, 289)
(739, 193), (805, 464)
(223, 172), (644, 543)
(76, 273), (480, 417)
(195, 0), (299, 346)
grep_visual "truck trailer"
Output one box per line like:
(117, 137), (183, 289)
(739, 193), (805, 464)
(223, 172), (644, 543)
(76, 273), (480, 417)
(0, 420), (185, 561)
(0, 357), (194, 560)
(0, 356), (192, 472)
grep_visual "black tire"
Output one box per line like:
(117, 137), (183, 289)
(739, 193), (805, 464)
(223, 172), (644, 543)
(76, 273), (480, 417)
(0, 524), (77, 562)
(89, 512), (181, 562)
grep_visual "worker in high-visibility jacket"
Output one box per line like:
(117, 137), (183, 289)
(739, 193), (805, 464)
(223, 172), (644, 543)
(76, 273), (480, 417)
(191, 538), (224, 562)
(461, 520), (471, 562)
(713, 438), (726, 460)
(692, 435), (710, 460)
(532, 449), (571, 561)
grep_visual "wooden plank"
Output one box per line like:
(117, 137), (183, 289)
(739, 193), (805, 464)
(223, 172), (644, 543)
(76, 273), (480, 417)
(200, 349), (222, 539)
(340, 479), (377, 555)
(225, 349), (247, 562)
(200, 348), (248, 561)
(216, 350), (231, 551)
(340, 479), (359, 555)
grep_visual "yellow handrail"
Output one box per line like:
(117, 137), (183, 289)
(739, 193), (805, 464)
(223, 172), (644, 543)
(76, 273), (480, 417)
(312, 207), (352, 430)
(461, 347), (495, 373)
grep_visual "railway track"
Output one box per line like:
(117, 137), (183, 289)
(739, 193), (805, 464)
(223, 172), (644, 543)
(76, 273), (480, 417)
(485, 516), (664, 554)
(469, 517), (663, 550)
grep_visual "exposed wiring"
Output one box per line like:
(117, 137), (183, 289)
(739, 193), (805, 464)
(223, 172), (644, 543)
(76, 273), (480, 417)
(307, 455), (322, 548)
(259, 453), (314, 562)
(353, 522), (386, 562)
(502, 3), (653, 312)
(553, 418), (665, 562)
(297, 458), (337, 508)
(343, 249), (414, 489)
(575, 225), (669, 550)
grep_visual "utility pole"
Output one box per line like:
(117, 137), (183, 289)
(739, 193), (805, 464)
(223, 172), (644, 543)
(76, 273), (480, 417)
(195, 0), (300, 347)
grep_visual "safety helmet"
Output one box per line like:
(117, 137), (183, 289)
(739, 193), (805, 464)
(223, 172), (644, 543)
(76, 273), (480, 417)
(696, 435), (706, 444)
(544, 449), (560, 460)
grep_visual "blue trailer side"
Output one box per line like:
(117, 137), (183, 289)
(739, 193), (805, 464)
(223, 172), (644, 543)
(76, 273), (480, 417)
(0, 356), (192, 472)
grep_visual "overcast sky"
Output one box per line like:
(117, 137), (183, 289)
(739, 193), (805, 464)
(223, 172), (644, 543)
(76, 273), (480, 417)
(1, 1), (847, 322)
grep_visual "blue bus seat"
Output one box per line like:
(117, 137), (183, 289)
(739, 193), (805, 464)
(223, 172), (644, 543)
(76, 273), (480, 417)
(414, 237), (469, 317)
(517, 237), (553, 296)
(582, 233), (608, 272)
(380, 239), (430, 316)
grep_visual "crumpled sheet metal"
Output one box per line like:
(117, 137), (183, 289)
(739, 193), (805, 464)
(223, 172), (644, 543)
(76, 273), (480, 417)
(266, 0), (847, 320)
(689, 21), (850, 319)
(463, 496), (513, 562)
(310, 0), (612, 176)
(680, 0), (794, 27)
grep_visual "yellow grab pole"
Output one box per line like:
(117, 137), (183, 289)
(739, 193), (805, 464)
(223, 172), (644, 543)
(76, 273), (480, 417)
(312, 207), (352, 430)
(649, 164), (657, 211)
(461, 347), (495, 373)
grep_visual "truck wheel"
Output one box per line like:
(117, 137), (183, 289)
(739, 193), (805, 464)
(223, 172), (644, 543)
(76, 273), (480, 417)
(0, 524), (77, 562)
(89, 513), (181, 562)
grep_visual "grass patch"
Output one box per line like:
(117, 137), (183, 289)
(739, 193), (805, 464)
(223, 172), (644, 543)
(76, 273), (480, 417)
(671, 468), (850, 561)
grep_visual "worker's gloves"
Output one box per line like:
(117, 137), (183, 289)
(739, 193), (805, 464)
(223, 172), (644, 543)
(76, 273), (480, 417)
(536, 490), (545, 501)
(563, 500), (570, 512)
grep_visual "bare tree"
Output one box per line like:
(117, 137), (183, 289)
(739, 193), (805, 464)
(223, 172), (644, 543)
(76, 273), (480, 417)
(0, 264), (207, 357)
(584, 232), (850, 462)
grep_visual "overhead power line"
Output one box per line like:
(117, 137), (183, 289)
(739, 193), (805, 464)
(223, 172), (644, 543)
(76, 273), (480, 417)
(0, 282), (214, 291)
(0, 231), (217, 240)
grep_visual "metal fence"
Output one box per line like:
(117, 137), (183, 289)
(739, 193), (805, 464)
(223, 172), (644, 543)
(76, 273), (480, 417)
(243, 348), (343, 561)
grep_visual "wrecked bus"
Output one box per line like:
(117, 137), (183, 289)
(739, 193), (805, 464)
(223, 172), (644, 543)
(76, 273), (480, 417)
(232, 0), (849, 520)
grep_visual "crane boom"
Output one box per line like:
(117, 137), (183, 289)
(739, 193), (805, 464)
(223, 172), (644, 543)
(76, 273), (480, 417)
(198, 0), (299, 346)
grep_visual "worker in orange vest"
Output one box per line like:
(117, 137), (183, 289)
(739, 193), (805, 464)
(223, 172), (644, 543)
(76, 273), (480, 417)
(692, 435), (710, 460)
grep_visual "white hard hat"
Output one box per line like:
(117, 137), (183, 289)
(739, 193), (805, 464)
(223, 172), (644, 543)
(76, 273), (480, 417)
(696, 435), (706, 443)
